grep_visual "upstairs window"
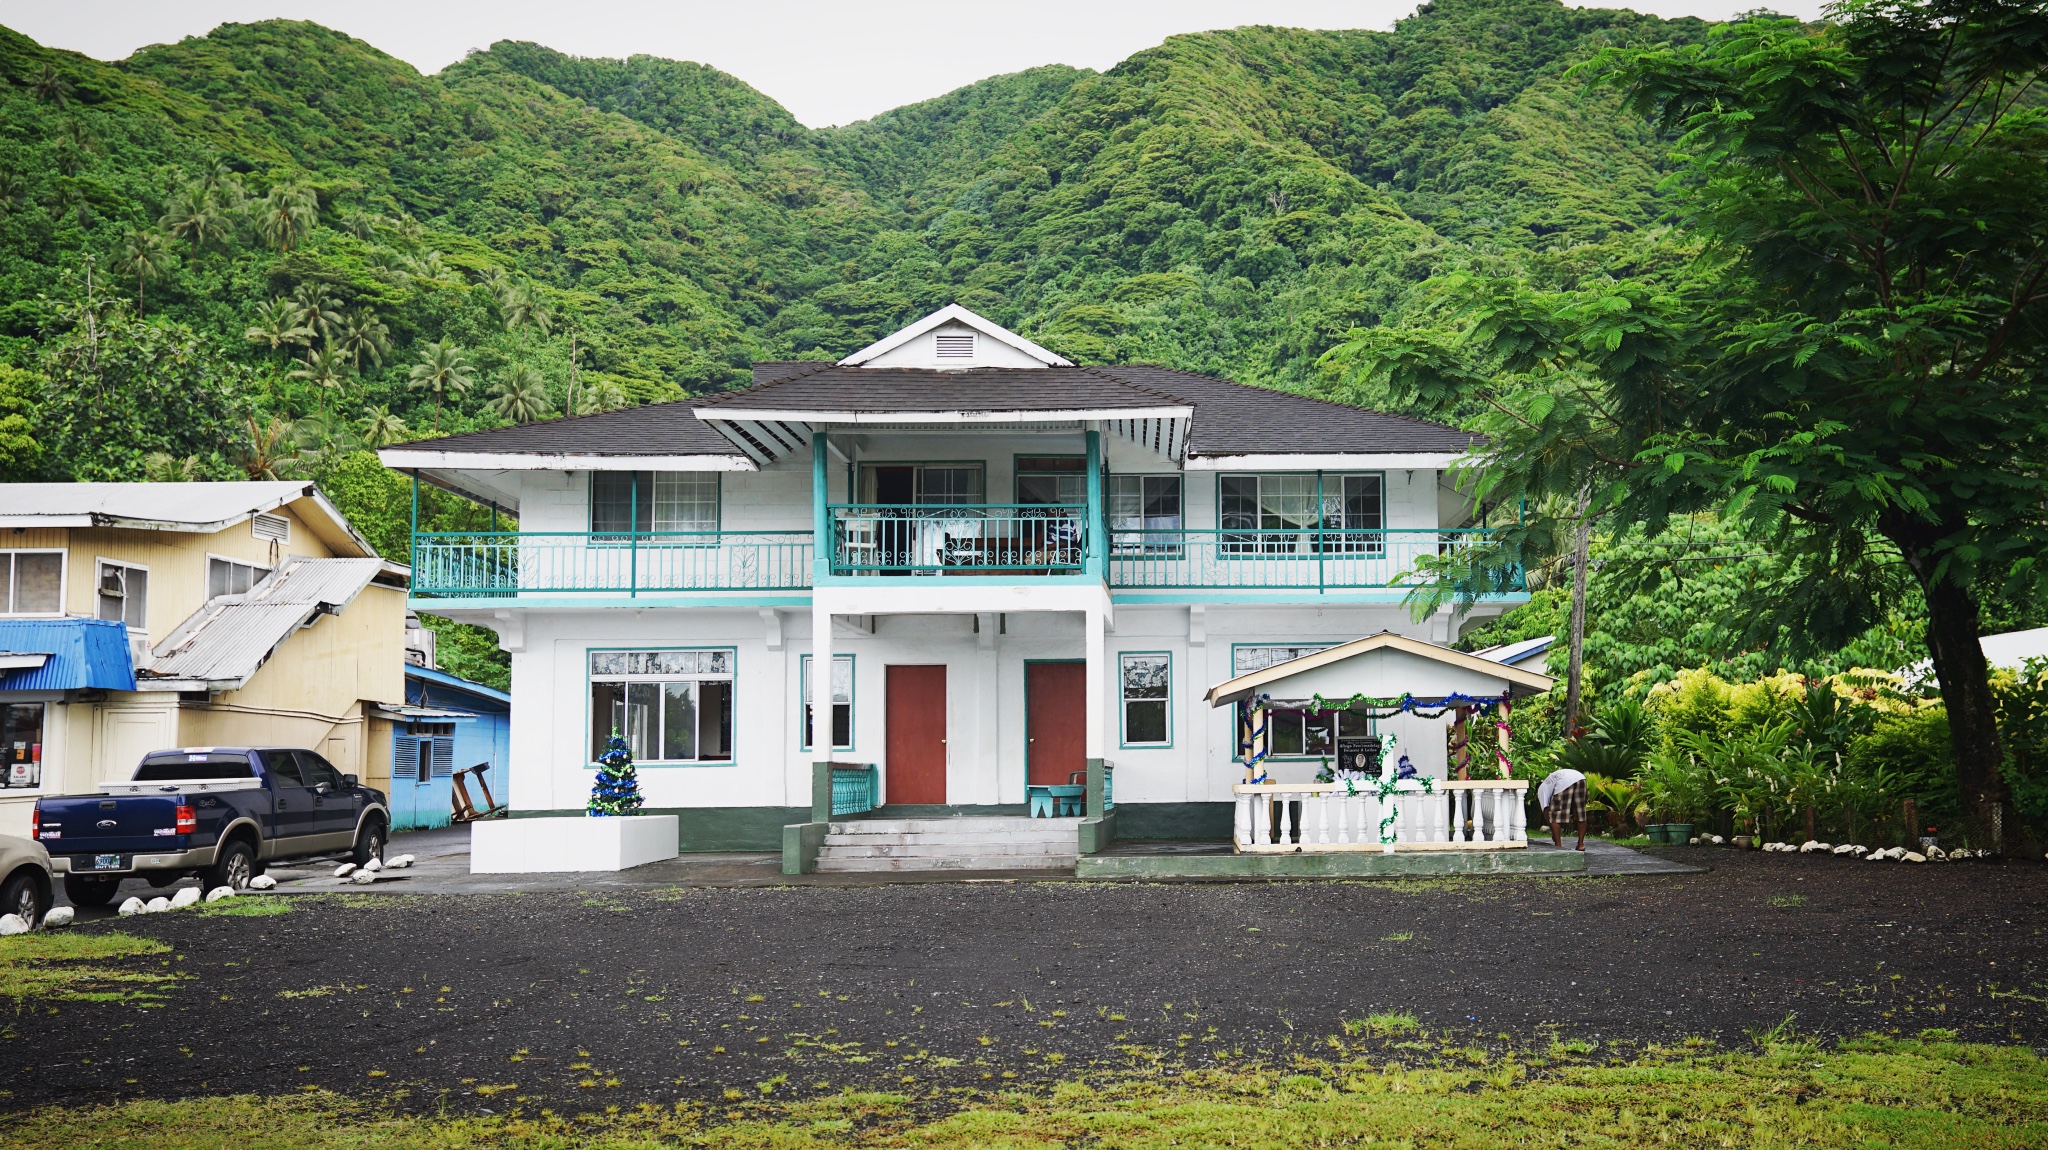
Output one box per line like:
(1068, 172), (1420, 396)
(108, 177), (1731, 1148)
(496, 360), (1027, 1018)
(96, 561), (148, 630)
(590, 472), (720, 537)
(0, 552), (62, 616)
(1109, 475), (1182, 553)
(1220, 473), (1382, 552)
(1016, 456), (1086, 506)
(934, 332), (975, 358)
(208, 557), (271, 600)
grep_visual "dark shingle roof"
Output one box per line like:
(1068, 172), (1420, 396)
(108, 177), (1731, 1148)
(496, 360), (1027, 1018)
(399, 362), (1475, 458)
(395, 401), (741, 457)
(1089, 365), (1480, 457)
(707, 363), (1186, 413)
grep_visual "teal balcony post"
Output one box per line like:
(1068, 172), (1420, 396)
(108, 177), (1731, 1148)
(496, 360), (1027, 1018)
(812, 428), (831, 582)
(1085, 427), (1104, 580)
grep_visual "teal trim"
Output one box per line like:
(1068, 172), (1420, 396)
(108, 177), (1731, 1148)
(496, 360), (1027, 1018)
(584, 643), (739, 768)
(813, 572), (1107, 588)
(409, 594), (816, 611)
(798, 652), (856, 753)
(1076, 847), (1588, 879)
(1084, 429), (1104, 580)
(1112, 590), (1531, 606)
(1117, 649), (1174, 750)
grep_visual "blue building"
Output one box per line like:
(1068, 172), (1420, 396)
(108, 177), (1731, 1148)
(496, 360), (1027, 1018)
(385, 665), (511, 831)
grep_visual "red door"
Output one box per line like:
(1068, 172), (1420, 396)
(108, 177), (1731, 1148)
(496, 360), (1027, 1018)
(885, 665), (948, 804)
(1026, 661), (1086, 786)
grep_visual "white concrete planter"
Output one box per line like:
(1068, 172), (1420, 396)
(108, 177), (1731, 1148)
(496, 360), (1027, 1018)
(470, 815), (679, 874)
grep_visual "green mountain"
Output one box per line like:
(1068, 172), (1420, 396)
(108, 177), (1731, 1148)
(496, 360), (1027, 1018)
(0, 0), (1704, 474)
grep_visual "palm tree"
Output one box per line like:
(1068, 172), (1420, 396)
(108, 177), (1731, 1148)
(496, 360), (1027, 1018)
(31, 64), (70, 107)
(406, 341), (475, 432)
(401, 250), (450, 281)
(256, 183), (318, 252)
(0, 168), (24, 212)
(238, 414), (303, 480)
(335, 307), (391, 370)
(159, 189), (234, 254)
(502, 287), (554, 337)
(575, 379), (629, 416)
(338, 208), (380, 242)
(289, 283), (344, 344)
(244, 298), (314, 354)
(357, 405), (410, 448)
(288, 348), (352, 413)
(111, 228), (174, 316)
(486, 364), (554, 423)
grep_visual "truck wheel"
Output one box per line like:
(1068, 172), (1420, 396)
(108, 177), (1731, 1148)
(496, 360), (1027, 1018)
(63, 874), (121, 907)
(206, 840), (257, 891)
(2, 869), (45, 925)
(350, 819), (387, 867)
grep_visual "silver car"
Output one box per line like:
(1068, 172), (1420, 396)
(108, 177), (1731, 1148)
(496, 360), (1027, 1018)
(0, 833), (53, 926)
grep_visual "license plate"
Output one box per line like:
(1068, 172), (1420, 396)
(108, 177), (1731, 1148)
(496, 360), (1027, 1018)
(93, 853), (124, 870)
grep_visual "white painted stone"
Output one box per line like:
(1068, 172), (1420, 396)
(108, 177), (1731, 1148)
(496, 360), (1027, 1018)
(349, 869), (376, 884)
(469, 815), (680, 874)
(41, 906), (73, 928)
(386, 854), (415, 869)
(205, 887), (235, 902)
(1902, 851), (1926, 863)
(144, 897), (171, 913)
(333, 863), (356, 878)
(361, 857), (383, 873)
(0, 914), (27, 936)
(170, 887), (201, 909)
(247, 874), (278, 890)
(118, 896), (145, 915)
(1800, 841), (1830, 853)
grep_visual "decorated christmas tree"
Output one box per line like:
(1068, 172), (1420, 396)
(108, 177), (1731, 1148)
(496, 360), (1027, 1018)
(587, 731), (644, 817)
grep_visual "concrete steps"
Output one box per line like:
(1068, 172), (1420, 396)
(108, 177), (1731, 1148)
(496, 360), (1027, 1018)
(815, 817), (1081, 872)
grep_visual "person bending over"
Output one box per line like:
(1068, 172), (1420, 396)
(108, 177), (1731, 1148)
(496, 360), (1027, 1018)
(1536, 765), (1588, 851)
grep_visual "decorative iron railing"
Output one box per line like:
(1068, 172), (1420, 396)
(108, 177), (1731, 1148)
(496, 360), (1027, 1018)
(410, 530), (814, 597)
(1106, 527), (1514, 591)
(828, 504), (1091, 575)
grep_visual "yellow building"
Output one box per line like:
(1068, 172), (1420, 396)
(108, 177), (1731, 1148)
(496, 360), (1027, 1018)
(0, 482), (409, 835)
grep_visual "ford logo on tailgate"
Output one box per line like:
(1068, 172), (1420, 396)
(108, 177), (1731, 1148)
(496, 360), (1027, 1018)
(97, 819), (118, 828)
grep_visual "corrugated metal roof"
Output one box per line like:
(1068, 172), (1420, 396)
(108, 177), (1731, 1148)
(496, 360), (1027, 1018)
(0, 619), (136, 692)
(141, 557), (388, 689)
(0, 481), (381, 557)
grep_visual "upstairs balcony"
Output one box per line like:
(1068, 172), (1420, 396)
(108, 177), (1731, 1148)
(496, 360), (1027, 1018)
(828, 504), (1089, 576)
(409, 522), (1517, 600)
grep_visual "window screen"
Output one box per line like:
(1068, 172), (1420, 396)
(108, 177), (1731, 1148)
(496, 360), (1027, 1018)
(1, 552), (62, 615)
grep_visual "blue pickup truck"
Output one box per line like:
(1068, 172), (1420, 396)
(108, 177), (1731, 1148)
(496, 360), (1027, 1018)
(33, 747), (390, 906)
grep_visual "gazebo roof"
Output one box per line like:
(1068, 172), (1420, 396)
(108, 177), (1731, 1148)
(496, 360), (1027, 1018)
(1205, 632), (1556, 709)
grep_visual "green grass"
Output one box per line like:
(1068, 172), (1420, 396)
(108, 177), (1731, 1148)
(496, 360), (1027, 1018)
(0, 931), (176, 1003)
(196, 897), (294, 918)
(0, 1037), (2040, 1148)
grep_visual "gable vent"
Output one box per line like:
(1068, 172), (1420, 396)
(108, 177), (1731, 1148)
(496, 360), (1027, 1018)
(251, 513), (291, 544)
(934, 333), (975, 358)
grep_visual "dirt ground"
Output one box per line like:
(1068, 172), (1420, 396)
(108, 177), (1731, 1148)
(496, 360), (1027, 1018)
(6, 847), (2045, 1114)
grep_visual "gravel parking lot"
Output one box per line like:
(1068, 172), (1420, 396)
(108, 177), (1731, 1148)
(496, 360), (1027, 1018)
(7, 847), (2044, 1114)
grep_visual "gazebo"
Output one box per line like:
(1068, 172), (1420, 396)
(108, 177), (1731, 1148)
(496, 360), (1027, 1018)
(1205, 632), (1555, 855)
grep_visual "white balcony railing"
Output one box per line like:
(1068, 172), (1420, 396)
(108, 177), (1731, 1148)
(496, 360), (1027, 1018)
(1232, 779), (1529, 853)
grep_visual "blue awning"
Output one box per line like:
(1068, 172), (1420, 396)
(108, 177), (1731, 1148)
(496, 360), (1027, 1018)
(0, 619), (137, 692)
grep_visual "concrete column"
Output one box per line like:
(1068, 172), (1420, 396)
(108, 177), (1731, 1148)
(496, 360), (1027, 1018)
(976, 612), (1000, 803)
(810, 601), (833, 822)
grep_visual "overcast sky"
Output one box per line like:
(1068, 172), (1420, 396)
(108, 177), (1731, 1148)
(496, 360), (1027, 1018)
(7, 1), (1827, 127)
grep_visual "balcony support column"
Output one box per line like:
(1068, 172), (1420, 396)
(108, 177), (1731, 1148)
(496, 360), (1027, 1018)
(1084, 426), (1104, 581)
(812, 426), (831, 585)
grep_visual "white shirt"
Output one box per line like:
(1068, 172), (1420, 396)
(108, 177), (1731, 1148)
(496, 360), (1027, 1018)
(1537, 768), (1586, 811)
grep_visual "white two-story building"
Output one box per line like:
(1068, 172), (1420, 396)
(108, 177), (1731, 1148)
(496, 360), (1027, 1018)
(379, 306), (1525, 859)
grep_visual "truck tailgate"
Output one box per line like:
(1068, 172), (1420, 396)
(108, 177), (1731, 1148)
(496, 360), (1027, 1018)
(36, 794), (188, 854)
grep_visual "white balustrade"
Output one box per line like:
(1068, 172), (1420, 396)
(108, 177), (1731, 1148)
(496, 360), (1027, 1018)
(1231, 779), (1529, 854)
